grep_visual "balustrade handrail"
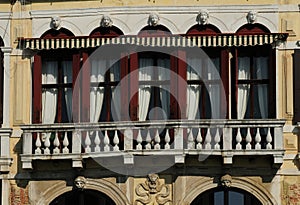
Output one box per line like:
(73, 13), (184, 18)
(20, 119), (286, 133)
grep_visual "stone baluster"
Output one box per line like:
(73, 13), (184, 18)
(113, 130), (119, 151)
(136, 129), (143, 150)
(35, 133), (42, 154)
(165, 129), (170, 150)
(266, 127), (272, 149)
(44, 133), (51, 154)
(196, 128), (203, 150)
(85, 132), (91, 153)
(62, 132), (69, 154)
(255, 128), (261, 150)
(236, 128), (242, 150)
(53, 132), (60, 154)
(245, 128), (252, 150)
(104, 130), (110, 152)
(154, 129), (161, 150)
(214, 128), (220, 150)
(205, 128), (211, 150)
(187, 129), (195, 150)
(94, 131), (101, 152)
(145, 130), (152, 150)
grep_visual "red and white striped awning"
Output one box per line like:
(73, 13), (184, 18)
(19, 33), (288, 50)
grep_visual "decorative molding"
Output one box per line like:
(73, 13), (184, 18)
(135, 174), (172, 205)
(179, 177), (278, 205)
(36, 178), (130, 205)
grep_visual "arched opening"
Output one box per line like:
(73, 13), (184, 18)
(89, 26), (124, 37)
(191, 187), (262, 205)
(49, 189), (116, 205)
(236, 23), (270, 34)
(186, 24), (221, 36)
(138, 25), (171, 36)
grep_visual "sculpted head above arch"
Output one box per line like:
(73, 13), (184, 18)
(101, 15), (113, 27)
(148, 13), (160, 26)
(51, 16), (61, 30)
(196, 9), (209, 25)
(247, 10), (257, 24)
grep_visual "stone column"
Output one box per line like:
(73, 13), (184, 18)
(1, 47), (12, 128)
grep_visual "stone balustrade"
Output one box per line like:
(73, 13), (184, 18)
(21, 119), (285, 169)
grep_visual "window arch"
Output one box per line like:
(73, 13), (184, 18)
(185, 24), (228, 120)
(49, 189), (116, 205)
(232, 24), (275, 120)
(191, 187), (262, 205)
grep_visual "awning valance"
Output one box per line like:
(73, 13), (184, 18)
(19, 33), (288, 50)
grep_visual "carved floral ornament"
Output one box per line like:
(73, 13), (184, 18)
(135, 174), (172, 205)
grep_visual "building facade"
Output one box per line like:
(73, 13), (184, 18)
(0, 0), (299, 204)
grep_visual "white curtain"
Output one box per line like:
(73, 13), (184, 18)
(255, 57), (268, 118)
(42, 61), (58, 124)
(208, 58), (220, 119)
(110, 59), (121, 121)
(90, 59), (106, 123)
(186, 58), (201, 120)
(62, 61), (73, 122)
(138, 58), (153, 121)
(237, 57), (250, 119)
(157, 58), (170, 119)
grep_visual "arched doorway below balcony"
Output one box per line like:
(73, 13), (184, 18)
(191, 187), (262, 205)
(49, 189), (116, 205)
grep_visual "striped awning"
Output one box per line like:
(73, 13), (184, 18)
(19, 33), (288, 50)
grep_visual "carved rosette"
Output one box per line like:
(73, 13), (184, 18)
(134, 174), (172, 205)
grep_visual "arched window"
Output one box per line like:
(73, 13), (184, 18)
(33, 28), (77, 124)
(191, 187), (262, 205)
(50, 189), (116, 205)
(233, 24), (275, 120)
(185, 24), (227, 120)
(83, 26), (124, 123)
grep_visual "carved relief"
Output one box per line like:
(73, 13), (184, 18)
(246, 11), (257, 24)
(196, 10), (209, 25)
(148, 13), (160, 26)
(134, 174), (172, 205)
(101, 15), (113, 27)
(51, 16), (61, 30)
(220, 174), (232, 188)
(74, 176), (87, 190)
(284, 183), (300, 205)
(10, 184), (29, 205)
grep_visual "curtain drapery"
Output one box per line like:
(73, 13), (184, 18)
(208, 58), (220, 119)
(42, 61), (58, 124)
(62, 61), (73, 122)
(237, 57), (250, 119)
(186, 57), (201, 120)
(110, 59), (121, 121)
(138, 58), (153, 121)
(255, 57), (268, 118)
(90, 59), (106, 123)
(157, 58), (170, 119)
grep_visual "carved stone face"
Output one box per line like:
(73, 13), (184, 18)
(101, 16), (112, 27)
(247, 11), (257, 24)
(51, 16), (61, 29)
(148, 14), (159, 26)
(74, 176), (86, 189)
(197, 11), (209, 25)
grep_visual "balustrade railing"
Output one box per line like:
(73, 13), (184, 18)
(21, 119), (285, 169)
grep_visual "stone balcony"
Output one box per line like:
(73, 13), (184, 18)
(0, 128), (12, 172)
(20, 119), (285, 169)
